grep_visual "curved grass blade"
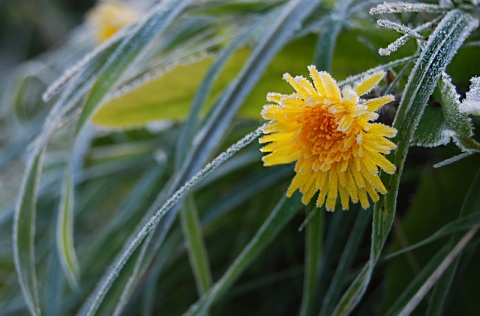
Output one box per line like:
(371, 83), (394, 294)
(13, 148), (45, 316)
(177, 0), (320, 183)
(184, 194), (303, 316)
(56, 167), (80, 289)
(75, 0), (192, 139)
(109, 0), (321, 311)
(97, 232), (153, 316)
(333, 10), (478, 315)
(384, 211), (480, 260)
(175, 20), (259, 166)
(180, 196), (212, 295)
(77, 126), (263, 316)
(299, 208), (323, 316)
(386, 227), (478, 315)
(320, 209), (371, 315)
(426, 168), (480, 315)
(314, 0), (354, 71)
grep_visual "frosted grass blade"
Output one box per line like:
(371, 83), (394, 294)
(426, 168), (480, 315)
(184, 194), (303, 315)
(386, 227), (478, 315)
(314, 0), (353, 71)
(320, 209), (371, 315)
(115, 1), (320, 311)
(13, 148), (45, 316)
(333, 10), (478, 315)
(175, 21), (260, 165)
(299, 208), (323, 316)
(75, 0), (192, 138)
(56, 168), (80, 289)
(177, 0), (320, 183)
(180, 196), (212, 295)
(78, 126), (263, 315)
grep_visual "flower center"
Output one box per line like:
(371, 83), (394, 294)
(295, 104), (356, 170)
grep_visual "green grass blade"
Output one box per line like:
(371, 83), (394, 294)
(184, 193), (303, 315)
(56, 167), (80, 289)
(97, 233), (153, 316)
(75, 0), (192, 138)
(386, 227), (479, 315)
(13, 148), (44, 316)
(78, 126), (263, 316)
(180, 196), (212, 295)
(333, 10), (478, 315)
(426, 168), (480, 315)
(320, 209), (371, 315)
(384, 211), (480, 260)
(175, 21), (257, 166)
(314, 0), (353, 71)
(299, 208), (323, 316)
(177, 0), (320, 183)
(201, 166), (291, 224)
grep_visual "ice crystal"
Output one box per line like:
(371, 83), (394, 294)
(460, 77), (480, 116)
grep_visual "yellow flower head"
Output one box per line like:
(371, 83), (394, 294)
(260, 66), (397, 211)
(87, 2), (140, 44)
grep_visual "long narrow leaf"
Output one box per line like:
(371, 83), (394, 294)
(56, 168), (80, 289)
(78, 126), (263, 315)
(426, 168), (480, 314)
(386, 227), (479, 315)
(176, 0), (320, 185)
(184, 194), (303, 315)
(13, 148), (44, 316)
(314, 0), (353, 71)
(299, 208), (323, 316)
(75, 0), (192, 138)
(180, 196), (212, 295)
(109, 1), (321, 312)
(320, 209), (371, 315)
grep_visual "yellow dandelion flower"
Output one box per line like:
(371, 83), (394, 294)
(87, 2), (140, 44)
(260, 66), (397, 211)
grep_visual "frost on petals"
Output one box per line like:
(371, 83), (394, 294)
(259, 66), (397, 211)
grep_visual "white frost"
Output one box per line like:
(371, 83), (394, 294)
(459, 77), (480, 116)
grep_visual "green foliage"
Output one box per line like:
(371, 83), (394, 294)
(1, 1), (480, 315)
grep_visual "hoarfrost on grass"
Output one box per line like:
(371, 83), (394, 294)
(460, 77), (480, 116)
(370, 2), (446, 15)
(377, 19), (423, 39)
(78, 125), (264, 316)
(378, 18), (441, 56)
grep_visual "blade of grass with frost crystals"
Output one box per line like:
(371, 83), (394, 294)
(175, 20), (260, 166)
(75, 0), (192, 139)
(117, 0), (319, 310)
(180, 196), (212, 295)
(78, 126), (263, 316)
(177, 0), (320, 183)
(333, 10), (478, 315)
(299, 208), (323, 316)
(426, 169), (480, 315)
(174, 21), (260, 301)
(13, 148), (44, 316)
(56, 168), (79, 289)
(338, 55), (416, 87)
(386, 227), (479, 316)
(320, 209), (371, 316)
(184, 194), (303, 316)
(369, 2), (446, 15)
(41, 24), (130, 102)
(314, 0), (353, 71)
